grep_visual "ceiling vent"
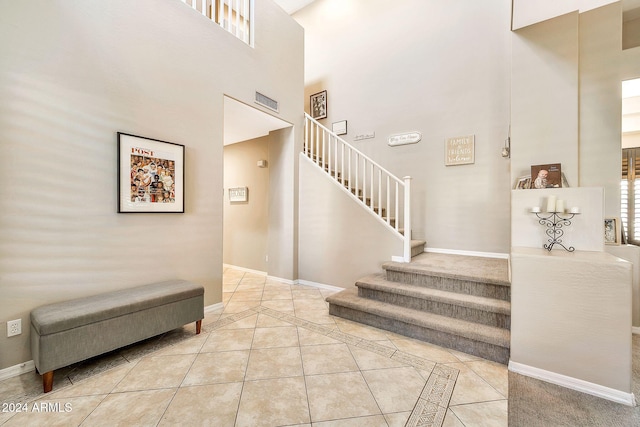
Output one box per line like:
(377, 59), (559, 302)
(255, 91), (279, 113)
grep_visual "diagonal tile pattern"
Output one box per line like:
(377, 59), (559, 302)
(0, 267), (508, 426)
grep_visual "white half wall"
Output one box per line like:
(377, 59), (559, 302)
(298, 155), (402, 288)
(606, 244), (640, 327)
(511, 247), (633, 395)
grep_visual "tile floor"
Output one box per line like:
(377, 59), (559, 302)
(0, 267), (508, 426)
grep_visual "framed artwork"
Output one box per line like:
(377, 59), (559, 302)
(604, 217), (621, 245)
(514, 175), (531, 190)
(332, 120), (347, 136)
(118, 132), (185, 213)
(229, 187), (248, 203)
(310, 90), (327, 120)
(531, 163), (562, 189)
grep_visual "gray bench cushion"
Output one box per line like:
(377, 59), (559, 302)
(31, 280), (204, 336)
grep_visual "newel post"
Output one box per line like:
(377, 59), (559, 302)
(403, 176), (412, 262)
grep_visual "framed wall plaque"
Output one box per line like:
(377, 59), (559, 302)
(229, 187), (248, 203)
(445, 135), (475, 166)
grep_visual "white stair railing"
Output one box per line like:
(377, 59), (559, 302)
(179, 0), (252, 46)
(304, 113), (412, 262)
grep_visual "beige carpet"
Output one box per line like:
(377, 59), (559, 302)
(404, 252), (509, 285)
(508, 335), (640, 426)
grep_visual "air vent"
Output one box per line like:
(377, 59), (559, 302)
(255, 91), (279, 113)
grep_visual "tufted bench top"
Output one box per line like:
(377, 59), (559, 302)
(31, 280), (204, 336)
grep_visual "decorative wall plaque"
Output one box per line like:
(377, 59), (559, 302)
(388, 132), (422, 147)
(445, 135), (475, 166)
(229, 187), (248, 203)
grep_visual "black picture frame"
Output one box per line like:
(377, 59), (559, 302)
(310, 90), (327, 120)
(118, 132), (185, 213)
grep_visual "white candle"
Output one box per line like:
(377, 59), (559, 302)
(555, 199), (565, 213)
(546, 195), (557, 212)
(570, 207), (581, 214)
(531, 206), (541, 213)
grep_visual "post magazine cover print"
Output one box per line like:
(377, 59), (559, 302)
(129, 147), (176, 204)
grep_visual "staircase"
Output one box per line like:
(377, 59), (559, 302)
(304, 113), (417, 262)
(327, 253), (511, 364)
(302, 114), (509, 363)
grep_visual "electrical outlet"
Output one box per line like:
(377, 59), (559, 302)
(7, 319), (21, 337)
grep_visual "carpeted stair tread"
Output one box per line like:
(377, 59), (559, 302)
(356, 274), (510, 314)
(410, 240), (426, 257)
(326, 288), (510, 348)
(383, 252), (510, 287)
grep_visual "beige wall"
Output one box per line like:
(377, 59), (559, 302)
(511, 3), (625, 219)
(511, 12), (580, 188)
(579, 5), (623, 217)
(0, 0), (303, 370)
(267, 127), (300, 280)
(223, 137), (270, 272)
(295, 0), (512, 256)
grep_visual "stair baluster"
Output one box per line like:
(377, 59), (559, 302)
(304, 113), (414, 261)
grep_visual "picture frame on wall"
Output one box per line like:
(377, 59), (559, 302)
(604, 217), (621, 245)
(310, 90), (327, 120)
(118, 132), (185, 213)
(332, 120), (347, 136)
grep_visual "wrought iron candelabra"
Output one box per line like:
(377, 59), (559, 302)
(532, 211), (579, 252)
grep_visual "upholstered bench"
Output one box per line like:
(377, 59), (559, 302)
(30, 279), (204, 393)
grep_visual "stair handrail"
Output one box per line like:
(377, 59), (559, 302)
(304, 113), (413, 262)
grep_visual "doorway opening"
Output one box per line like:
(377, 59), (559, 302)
(222, 96), (292, 274)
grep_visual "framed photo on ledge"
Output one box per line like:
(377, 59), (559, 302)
(310, 90), (327, 120)
(118, 132), (185, 213)
(604, 217), (621, 245)
(530, 163), (562, 189)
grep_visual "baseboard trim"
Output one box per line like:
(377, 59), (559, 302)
(223, 264), (267, 276)
(204, 302), (224, 313)
(267, 276), (296, 285)
(632, 327), (640, 335)
(0, 360), (35, 381)
(223, 264), (344, 292)
(426, 248), (510, 259)
(296, 279), (344, 292)
(508, 360), (636, 406)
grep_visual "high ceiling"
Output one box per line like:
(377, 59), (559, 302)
(273, 0), (317, 15)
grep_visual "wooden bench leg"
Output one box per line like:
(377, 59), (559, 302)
(42, 371), (53, 393)
(196, 319), (202, 334)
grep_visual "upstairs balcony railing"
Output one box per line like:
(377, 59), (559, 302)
(180, 0), (253, 46)
(304, 113), (413, 262)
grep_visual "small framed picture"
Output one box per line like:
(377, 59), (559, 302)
(118, 133), (185, 213)
(531, 163), (562, 189)
(310, 90), (327, 120)
(514, 175), (531, 190)
(604, 217), (621, 245)
(229, 187), (248, 203)
(332, 120), (347, 136)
